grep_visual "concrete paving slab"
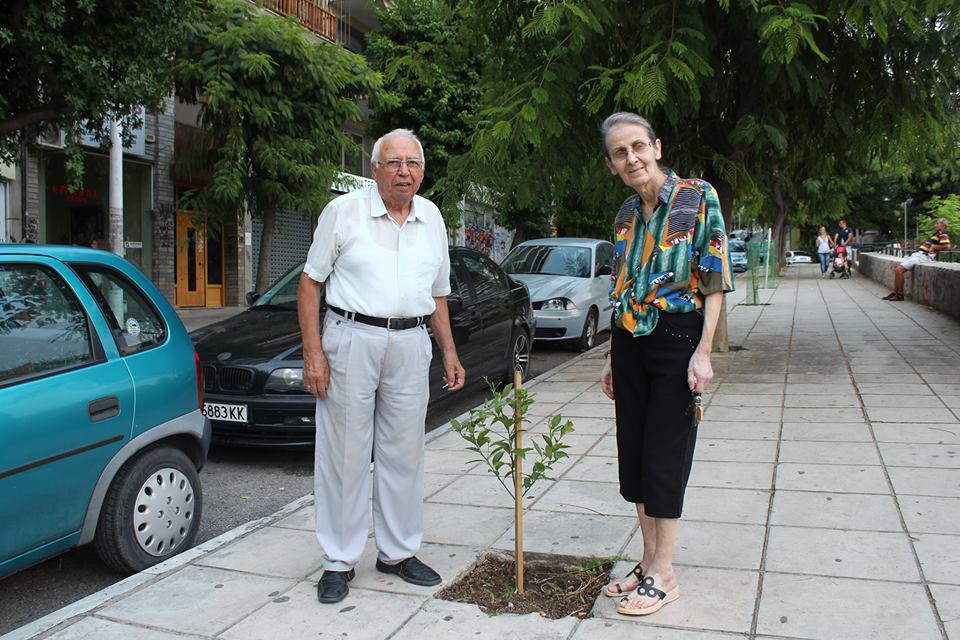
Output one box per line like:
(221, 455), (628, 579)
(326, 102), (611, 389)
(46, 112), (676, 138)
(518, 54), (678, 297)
(219, 581), (426, 640)
(900, 495), (960, 534)
(593, 563), (758, 634)
(422, 503), (513, 547)
(561, 402), (616, 418)
(429, 474), (548, 509)
(756, 573), (941, 639)
(97, 565), (297, 637)
(779, 422), (873, 442)
(571, 618), (741, 640)
(196, 525), (321, 579)
(391, 599), (578, 640)
(697, 421), (780, 440)
(879, 442), (960, 468)
(531, 479), (635, 517)
(273, 504), (315, 531)
(553, 416), (615, 435)
(913, 533), (960, 585)
(44, 617), (206, 640)
(492, 511), (635, 557)
(524, 401), (564, 417)
(873, 422), (960, 444)
(855, 383), (935, 395)
(624, 521), (765, 571)
(560, 454), (619, 483)
(424, 449), (482, 475)
(703, 406), (783, 422)
(715, 383), (784, 395)
(574, 391), (612, 404)
(765, 526), (919, 581)
(787, 373), (852, 383)
(688, 461), (774, 490)
(782, 395), (860, 408)
(775, 463), (890, 494)
(309, 542), (482, 596)
(931, 584), (960, 639)
(850, 373), (926, 384)
(861, 394), (947, 408)
(867, 407), (959, 423)
(888, 466), (960, 499)
(424, 472), (459, 499)
(583, 435), (617, 457)
(708, 394), (782, 407)
(778, 441), (882, 465)
(694, 439), (778, 463)
(554, 433), (605, 456)
(682, 487), (770, 525)
(527, 389), (584, 403)
(770, 491), (902, 531)
(781, 407), (865, 423)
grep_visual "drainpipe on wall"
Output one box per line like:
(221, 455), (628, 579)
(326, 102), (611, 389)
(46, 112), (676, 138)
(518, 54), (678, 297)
(20, 136), (28, 242)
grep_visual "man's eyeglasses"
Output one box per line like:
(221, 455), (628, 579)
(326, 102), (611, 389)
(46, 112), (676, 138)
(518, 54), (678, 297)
(610, 140), (656, 163)
(379, 157), (423, 172)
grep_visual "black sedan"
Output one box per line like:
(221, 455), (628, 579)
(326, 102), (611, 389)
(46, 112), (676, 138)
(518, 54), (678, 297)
(191, 247), (534, 446)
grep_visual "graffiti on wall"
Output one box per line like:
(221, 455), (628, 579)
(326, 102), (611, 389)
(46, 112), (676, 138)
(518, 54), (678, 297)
(154, 202), (175, 249)
(464, 220), (494, 255)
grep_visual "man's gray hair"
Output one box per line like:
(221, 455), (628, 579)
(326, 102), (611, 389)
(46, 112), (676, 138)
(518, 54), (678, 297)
(600, 112), (658, 158)
(371, 128), (425, 168)
(938, 217), (949, 227)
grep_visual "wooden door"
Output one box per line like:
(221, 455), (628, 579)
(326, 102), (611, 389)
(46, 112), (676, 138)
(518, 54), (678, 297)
(175, 212), (206, 307)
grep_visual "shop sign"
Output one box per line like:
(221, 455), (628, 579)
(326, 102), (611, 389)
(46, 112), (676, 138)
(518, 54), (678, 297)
(123, 240), (143, 249)
(81, 106), (147, 156)
(50, 183), (102, 204)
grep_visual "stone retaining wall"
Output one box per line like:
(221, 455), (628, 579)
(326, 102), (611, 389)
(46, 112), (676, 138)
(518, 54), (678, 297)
(858, 252), (960, 320)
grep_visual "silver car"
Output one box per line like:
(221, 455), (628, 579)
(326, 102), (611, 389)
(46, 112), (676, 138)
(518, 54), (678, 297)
(501, 238), (614, 351)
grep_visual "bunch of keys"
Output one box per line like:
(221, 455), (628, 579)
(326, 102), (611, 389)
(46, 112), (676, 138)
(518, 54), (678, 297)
(693, 392), (704, 422)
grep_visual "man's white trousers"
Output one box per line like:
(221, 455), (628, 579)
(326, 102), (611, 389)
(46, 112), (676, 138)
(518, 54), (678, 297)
(313, 312), (432, 571)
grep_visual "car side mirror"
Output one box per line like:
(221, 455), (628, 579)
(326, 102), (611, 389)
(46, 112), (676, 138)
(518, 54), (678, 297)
(446, 295), (463, 316)
(245, 291), (261, 306)
(596, 265), (612, 277)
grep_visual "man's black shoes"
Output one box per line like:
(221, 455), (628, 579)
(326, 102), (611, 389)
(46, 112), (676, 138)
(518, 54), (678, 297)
(317, 569), (355, 604)
(376, 557), (442, 587)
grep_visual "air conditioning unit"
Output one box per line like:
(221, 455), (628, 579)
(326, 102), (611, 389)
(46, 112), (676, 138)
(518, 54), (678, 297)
(36, 124), (65, 149)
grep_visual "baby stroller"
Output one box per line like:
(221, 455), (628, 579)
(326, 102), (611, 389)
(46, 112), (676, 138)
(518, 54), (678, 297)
(829, 246), (851, 279)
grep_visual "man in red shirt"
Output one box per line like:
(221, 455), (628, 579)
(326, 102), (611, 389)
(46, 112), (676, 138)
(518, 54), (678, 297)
(883, 218), (950, 301)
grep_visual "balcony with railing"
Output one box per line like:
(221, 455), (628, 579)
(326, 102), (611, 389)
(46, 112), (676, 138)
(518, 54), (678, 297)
(262, 0), (339, 43)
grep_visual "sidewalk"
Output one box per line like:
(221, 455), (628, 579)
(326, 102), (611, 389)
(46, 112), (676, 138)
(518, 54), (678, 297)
(7, 266), (959, 640)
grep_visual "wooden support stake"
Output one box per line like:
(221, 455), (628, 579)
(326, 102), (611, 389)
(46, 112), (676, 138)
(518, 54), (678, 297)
(513, 369), (524, 594)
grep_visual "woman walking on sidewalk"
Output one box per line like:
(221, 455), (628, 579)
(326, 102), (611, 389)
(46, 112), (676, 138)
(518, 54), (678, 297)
(815, 226), (833, 276)
(598, 112), (733, 617)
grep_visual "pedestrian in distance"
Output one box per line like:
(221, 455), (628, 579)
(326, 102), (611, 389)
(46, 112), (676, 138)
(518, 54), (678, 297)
(598, 112), (734, 616)
(833, 218), (853, 277)
(815, 226), (833, 277)
(883, 217), (951, 301)
(297, 128), (466, 604)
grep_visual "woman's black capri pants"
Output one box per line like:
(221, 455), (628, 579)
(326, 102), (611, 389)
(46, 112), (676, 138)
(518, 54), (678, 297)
(611, 311), (703, 518)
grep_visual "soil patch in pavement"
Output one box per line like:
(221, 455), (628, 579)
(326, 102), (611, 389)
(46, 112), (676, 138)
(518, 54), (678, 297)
(435, 552), (614, 619)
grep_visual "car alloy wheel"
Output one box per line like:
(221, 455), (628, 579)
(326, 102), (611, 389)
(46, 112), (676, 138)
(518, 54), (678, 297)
(578, 309), (598, 352)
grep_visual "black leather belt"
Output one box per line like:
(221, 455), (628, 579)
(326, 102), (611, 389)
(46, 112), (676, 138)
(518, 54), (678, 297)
(327, 305), (427, 331)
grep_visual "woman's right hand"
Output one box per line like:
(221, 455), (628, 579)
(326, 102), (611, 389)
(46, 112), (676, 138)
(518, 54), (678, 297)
(601, 356), (615, 400)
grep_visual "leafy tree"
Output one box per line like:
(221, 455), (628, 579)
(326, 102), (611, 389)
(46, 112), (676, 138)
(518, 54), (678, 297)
(0, 0), (197, 163)
(365, 0), (485, 217)
(173, 0), (383, 292)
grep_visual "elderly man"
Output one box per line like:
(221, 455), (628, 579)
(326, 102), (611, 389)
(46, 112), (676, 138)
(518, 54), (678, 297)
(883, 217), (951, 301)
(297, 129), (466, 604)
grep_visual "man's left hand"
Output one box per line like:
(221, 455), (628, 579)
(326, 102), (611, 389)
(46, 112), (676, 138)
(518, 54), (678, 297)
(442, 353), (466, 391)
(687, 350), (713, 393)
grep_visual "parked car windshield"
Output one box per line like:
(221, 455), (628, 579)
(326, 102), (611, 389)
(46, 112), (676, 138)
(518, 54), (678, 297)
(252, 263), (304, 310)
(729, 240), (747, 253)
(502, 245), (592, 278)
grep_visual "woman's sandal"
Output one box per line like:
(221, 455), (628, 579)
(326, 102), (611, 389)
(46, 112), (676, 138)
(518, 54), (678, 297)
(616, 576), (680, 616)
(602, 562), (643, 597)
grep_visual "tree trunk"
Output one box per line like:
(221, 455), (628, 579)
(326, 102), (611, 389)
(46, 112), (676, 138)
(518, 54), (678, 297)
(770, 180), (793, 274)
(255, 201), (277, 293)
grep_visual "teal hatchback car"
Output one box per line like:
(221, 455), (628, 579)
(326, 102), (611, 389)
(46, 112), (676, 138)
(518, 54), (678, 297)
(0, 245), (210, 578)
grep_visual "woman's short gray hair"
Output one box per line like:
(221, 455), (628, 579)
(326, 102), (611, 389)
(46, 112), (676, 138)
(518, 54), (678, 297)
(600, 112), (658, 157)
(371, 128), (425, 168)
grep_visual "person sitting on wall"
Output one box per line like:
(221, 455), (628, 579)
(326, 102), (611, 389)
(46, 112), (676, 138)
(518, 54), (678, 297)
(883, 218), (950, 301)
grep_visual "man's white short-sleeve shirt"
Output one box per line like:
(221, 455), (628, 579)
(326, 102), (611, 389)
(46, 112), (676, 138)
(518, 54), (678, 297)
(303, 186), (451, 318)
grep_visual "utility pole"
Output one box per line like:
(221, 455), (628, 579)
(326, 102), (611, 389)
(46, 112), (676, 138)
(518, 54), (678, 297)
(109, 118), (124, 257)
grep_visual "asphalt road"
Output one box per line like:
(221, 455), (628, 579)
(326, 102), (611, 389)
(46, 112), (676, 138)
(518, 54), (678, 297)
(0, 334), (608, 635)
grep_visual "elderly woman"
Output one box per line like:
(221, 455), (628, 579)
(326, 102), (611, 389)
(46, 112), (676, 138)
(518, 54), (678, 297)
(598, 112), (733, 616)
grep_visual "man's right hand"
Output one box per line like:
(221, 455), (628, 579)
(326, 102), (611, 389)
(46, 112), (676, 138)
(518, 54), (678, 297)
(303, 350), (330, 399)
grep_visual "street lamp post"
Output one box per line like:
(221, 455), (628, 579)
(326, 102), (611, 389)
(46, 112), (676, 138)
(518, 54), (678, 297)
(903, 197), (913, 249)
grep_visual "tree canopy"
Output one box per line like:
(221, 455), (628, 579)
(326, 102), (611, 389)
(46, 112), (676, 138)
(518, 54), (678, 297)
(0, 0), (197, 162)
(173, 0), (383, 291)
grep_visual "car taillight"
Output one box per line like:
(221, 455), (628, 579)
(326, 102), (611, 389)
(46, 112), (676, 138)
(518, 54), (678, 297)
(194, 348), (204, 410)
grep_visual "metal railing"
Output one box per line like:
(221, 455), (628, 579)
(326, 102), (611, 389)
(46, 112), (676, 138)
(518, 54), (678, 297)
(860, 244), (960, 263)
(263, 0), (338, 42)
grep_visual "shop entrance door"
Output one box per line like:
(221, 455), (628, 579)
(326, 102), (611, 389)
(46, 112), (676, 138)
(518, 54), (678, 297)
(175, 212), (206, 307)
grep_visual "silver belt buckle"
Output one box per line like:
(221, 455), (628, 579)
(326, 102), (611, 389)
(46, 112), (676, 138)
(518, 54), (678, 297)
(387, 316), (400, 330)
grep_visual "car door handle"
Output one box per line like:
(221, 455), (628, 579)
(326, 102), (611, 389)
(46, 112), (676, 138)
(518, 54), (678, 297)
(88, 396), (120, 423)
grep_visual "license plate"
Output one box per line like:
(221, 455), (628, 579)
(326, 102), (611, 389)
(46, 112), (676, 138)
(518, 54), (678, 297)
(202, 402), (248, 423)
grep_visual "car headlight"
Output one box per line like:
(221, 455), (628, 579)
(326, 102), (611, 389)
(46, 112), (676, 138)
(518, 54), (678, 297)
(540, 298), (577, 311)
(264, 368), (307, 393)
